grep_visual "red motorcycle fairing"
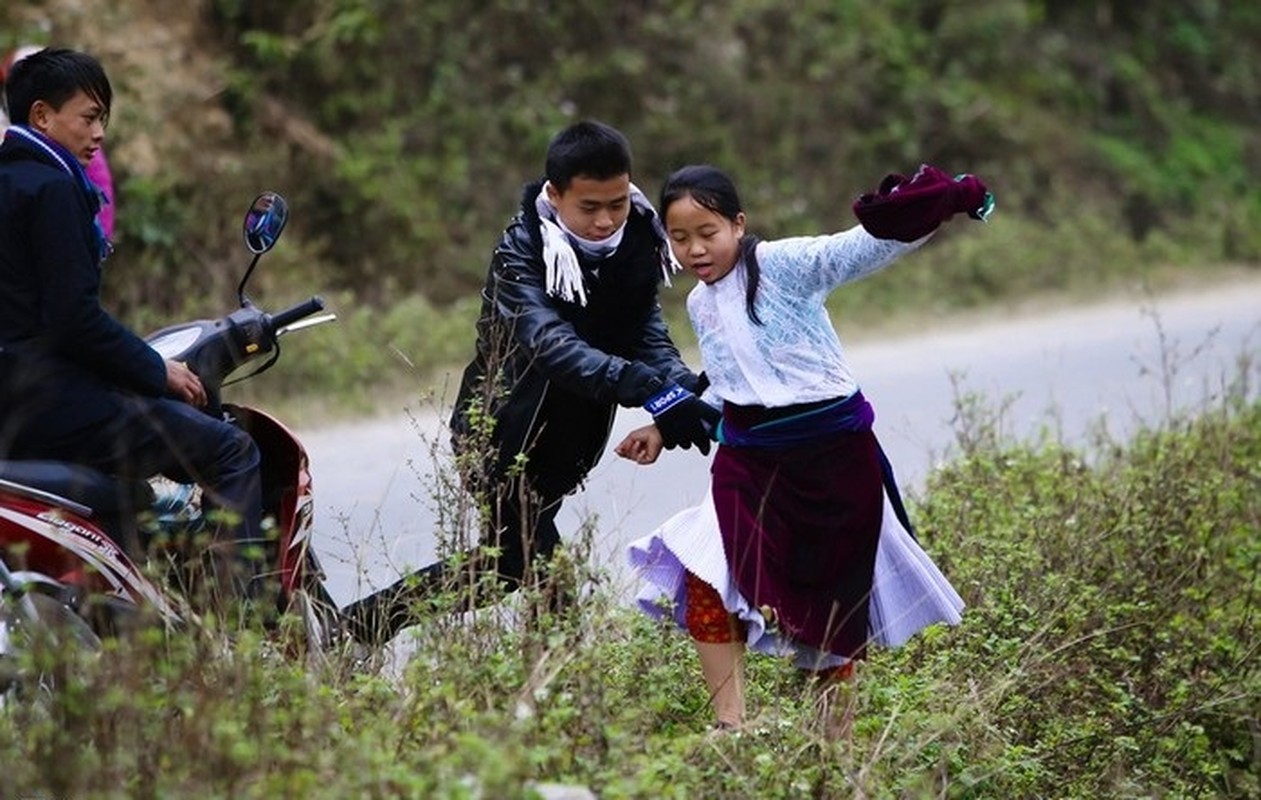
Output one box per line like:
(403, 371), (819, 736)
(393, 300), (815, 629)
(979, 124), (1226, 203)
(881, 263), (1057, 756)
(0, 486), (178, 620)
(0, 403), (319, 613)
(225, 404), (319, 597)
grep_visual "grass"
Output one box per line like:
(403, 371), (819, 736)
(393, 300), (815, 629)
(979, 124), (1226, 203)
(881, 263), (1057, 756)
(2, 358), (1258, 798)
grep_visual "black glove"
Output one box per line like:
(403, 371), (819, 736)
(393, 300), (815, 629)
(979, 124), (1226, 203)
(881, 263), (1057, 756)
(644, 382), (721, 455)
(677, 370), (709, 396)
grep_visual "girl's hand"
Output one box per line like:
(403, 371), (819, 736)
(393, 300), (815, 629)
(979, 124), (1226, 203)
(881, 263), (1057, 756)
(615, 424), (664, 465)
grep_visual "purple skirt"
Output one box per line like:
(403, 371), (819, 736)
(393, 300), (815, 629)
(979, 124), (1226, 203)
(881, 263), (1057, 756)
(713, 397), (884, 659)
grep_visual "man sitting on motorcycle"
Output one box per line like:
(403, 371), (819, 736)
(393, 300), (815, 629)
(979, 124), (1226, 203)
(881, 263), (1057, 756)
(0, 47), (266, 612)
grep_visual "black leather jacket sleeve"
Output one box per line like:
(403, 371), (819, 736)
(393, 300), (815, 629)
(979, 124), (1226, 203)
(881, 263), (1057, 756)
(625, 301), (698, 394)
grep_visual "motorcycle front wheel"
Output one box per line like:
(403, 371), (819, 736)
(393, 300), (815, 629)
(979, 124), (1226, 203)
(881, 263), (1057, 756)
(0, 591), (101, 707)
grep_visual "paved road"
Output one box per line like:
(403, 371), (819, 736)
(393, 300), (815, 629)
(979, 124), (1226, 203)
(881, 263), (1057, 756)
(299, 279), (1261, 608)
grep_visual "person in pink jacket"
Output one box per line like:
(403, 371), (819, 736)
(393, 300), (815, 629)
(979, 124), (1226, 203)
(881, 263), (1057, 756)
(83, 138), (115, 239)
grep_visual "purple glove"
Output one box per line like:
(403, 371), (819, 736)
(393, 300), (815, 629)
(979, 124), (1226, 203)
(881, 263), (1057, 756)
(852, 164), (993, 242)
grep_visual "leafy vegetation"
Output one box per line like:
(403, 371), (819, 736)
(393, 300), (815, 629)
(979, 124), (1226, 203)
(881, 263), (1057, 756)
(2, 1), (1259, 414)
(3, 381), (1257, 797)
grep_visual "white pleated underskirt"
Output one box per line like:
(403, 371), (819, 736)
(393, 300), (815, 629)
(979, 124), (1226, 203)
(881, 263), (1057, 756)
(627, 488), (965, 669)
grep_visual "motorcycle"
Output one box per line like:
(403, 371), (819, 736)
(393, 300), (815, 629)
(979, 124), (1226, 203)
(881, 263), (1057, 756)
(0, 192), (340, 677)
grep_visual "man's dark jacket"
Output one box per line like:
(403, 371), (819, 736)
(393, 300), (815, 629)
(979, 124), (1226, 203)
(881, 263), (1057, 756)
(451, 180), (695, 480)
(0, 131), (166, 451)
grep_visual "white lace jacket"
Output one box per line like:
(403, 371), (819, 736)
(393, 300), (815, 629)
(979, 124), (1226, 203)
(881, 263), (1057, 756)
(689, 226), (926, 408)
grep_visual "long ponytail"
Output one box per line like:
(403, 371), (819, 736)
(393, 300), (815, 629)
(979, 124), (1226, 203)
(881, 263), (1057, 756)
(740, 235), (763, 326)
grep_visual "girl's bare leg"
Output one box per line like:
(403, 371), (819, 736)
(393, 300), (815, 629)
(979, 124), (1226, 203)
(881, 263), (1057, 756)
(684, 571), (749, 729)
(695, 640), (746, 728)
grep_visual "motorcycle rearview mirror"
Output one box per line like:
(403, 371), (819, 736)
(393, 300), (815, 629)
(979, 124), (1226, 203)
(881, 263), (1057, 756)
(243, 191), (288, 254)
(238, 192), (290, 303)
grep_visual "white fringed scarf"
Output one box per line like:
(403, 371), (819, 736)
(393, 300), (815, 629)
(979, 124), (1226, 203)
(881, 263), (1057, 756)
(535, 182), (683, 306)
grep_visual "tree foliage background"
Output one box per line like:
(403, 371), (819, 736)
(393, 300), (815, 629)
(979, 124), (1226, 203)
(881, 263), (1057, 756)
(3, 0), (1259, 327)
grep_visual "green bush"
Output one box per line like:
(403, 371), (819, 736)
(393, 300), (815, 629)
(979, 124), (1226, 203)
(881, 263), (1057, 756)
(910, 401), (1261, 796)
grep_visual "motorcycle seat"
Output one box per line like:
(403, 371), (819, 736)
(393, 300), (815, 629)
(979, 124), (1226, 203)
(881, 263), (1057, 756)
(0, 459), (155, 519)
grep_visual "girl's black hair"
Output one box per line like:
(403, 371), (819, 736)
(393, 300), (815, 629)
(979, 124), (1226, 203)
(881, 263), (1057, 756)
(4, 47), (112, 127)
(660, 164), (763, 325)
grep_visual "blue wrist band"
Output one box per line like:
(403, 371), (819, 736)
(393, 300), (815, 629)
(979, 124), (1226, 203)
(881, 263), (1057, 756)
(644, 383), (689, 416)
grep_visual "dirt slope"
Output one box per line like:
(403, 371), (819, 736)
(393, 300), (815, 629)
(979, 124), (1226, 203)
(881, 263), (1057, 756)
(10, 1), (236, 178)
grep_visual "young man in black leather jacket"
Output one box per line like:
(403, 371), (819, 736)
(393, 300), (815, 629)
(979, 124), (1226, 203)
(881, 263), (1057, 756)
(344, 120), (715, 644)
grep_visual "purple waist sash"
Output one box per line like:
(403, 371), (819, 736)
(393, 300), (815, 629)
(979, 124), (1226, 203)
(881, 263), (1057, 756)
(716, 391), (874, 448)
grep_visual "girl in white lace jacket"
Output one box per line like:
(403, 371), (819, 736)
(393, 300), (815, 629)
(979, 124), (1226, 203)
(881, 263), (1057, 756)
(617, 163), (992, 731)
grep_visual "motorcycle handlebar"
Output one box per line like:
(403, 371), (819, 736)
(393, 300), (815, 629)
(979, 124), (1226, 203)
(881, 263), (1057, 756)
(268, 296), (326, 331)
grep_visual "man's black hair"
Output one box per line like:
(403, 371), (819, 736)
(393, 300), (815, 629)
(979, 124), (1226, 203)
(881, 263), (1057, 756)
(544, 119), (632, 191)
(4, 47), (112, 127)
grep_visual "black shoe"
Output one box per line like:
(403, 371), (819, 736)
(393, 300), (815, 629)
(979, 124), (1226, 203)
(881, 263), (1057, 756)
(340, 586), (406, 647)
